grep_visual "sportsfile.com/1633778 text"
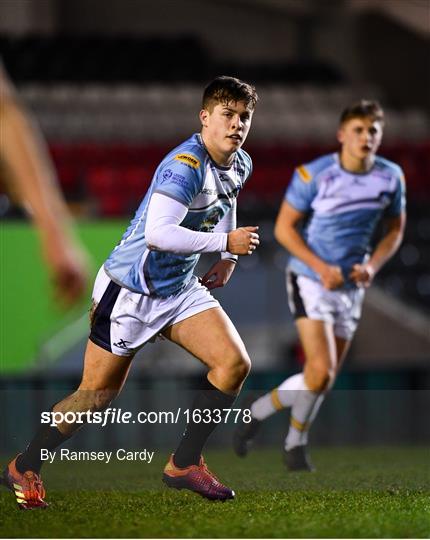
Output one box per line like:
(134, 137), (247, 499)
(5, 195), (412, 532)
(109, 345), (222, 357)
(40, 408), (252, 427)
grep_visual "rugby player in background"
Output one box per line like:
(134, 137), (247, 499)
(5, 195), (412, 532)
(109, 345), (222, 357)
(234, 100), (406, 472)
(2, 76), (259, 508)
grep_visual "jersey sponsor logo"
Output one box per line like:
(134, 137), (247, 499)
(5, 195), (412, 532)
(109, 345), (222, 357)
(171, 173), (188, 188)
(174, 153), (201, 169)
(297, 165), (312, 183)
(161, 169), (189, 188)
(218, 186), (240, 200)
(201, 187), (217, 195)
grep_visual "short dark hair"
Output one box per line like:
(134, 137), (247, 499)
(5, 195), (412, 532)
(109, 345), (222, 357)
(202, 76), (258, 111)
(339, 100), (384, 125)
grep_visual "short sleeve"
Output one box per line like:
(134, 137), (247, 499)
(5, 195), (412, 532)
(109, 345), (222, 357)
(154, 152), (203, 207)
(237, 149), (253, 187)
(385, 168), (406, 217)
(285, 165), (317, 213)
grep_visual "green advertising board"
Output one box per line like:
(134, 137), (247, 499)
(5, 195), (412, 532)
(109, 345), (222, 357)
(0, 220), (127, 373)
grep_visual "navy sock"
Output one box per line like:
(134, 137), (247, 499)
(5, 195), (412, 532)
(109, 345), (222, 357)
(173, 378), (236, 468)
(16, 424), (70, 474)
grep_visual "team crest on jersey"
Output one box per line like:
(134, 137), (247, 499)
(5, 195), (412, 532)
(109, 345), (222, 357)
(175, 153), (201, 169)
(297, 165), (312, 183)
(200, 208), (221, 232)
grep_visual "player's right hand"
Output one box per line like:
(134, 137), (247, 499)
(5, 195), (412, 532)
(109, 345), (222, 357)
(227, 226), (259, 256)
(319, 264), (344, 290)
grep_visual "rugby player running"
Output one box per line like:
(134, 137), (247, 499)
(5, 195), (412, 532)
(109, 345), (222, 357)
(2, 76), (259, 507)
(233, 100), (406, 472)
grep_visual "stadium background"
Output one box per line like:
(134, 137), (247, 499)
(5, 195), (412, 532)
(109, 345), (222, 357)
(1, 0), (429, 454)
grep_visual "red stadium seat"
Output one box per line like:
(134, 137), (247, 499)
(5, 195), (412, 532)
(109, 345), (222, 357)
(86, 166), (120, 195)
(98, 192), (127, 216)
(123, 166), (152, 200)
(48, 141), (430, 217)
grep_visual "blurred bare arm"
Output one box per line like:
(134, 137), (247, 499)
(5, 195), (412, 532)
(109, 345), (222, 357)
(274, 200), (344, 290)
(350, 213), (406, 287)
(0, 67), (89, 305)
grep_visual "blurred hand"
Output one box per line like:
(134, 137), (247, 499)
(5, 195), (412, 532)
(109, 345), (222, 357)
(349, 263), (375, 288)
(200, 259), (236, 290)
(42, 234), (90, 307)
(318, 264), (344, 290)
(227, 226), (259, 255)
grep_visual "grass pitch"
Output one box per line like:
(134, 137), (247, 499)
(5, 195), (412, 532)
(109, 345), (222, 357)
(0, 447), (429, 538)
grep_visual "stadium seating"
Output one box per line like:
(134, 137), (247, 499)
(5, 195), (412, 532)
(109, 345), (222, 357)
(1, 34), (341, 85)
(46, 141), (430, 208)
(16, 83), (429, 144)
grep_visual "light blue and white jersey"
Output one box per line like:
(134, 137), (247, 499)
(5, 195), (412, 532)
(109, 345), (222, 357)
(286, 153), (406, 288)
(104, 134), (252, 297)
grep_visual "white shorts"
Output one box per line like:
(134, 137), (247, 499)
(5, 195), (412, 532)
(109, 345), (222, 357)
(89, 266), (220, 356)
(286, 272), (365, 341)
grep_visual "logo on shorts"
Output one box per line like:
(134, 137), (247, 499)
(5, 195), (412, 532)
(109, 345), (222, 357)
(113, 339), (131, 350)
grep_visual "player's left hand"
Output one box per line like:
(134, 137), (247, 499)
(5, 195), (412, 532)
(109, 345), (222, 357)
(349, 263), (375, 288)
(200, 259), (236, 290)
